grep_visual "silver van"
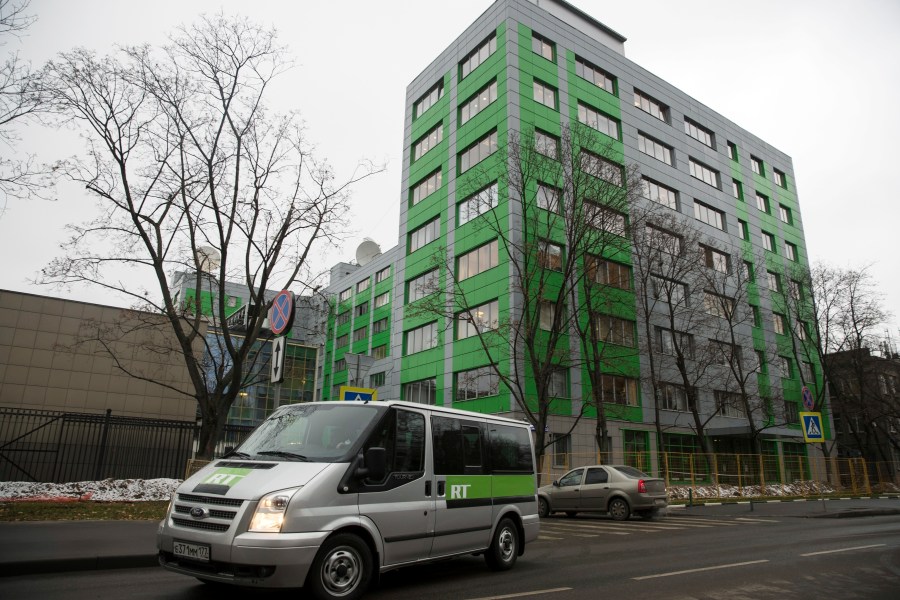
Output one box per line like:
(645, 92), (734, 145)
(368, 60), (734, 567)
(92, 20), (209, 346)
(157, 400), (540, 599)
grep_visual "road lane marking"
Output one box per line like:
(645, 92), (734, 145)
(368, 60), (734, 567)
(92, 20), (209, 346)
(465, 587), (573, 600)
(537, 535), (563, 540)
(734, 517), (779, 523)
(800, 544), (886, 557)
(633, 559), (769, 580)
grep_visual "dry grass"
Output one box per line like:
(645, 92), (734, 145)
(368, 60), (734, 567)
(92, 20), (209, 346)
(0, 500), (168, 521)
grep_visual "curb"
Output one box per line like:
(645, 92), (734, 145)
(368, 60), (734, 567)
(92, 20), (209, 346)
(806, 508), (900, 519)
(0, 554), (158, 577)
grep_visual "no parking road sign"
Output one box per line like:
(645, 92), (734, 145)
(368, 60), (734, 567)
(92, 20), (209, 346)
(268, 290), (295, 335)
(799, 412), (825, 443)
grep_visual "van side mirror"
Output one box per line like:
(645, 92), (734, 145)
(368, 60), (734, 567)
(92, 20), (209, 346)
(357, 447), (387, 481)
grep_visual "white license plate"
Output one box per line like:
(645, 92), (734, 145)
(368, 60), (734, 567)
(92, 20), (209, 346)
(173, 540), (210, 562)
(655, 499), (667, 506)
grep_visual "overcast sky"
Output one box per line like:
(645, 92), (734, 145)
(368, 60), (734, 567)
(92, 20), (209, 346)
(2, 0), (898, 336)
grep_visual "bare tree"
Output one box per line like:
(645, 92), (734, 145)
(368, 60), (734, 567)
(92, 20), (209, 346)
(0, 0), (50, 213)
(410, 124), (640, 470)
(37, 15), (379, 458)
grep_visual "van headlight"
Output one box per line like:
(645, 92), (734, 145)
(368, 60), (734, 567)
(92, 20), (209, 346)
(248, 487), (301, 533)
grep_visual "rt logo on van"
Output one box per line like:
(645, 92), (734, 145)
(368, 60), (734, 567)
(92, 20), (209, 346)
(203, 468), (251, 488)
(450, 484), (471, 499)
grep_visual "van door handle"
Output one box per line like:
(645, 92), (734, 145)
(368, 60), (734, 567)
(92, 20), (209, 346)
(438, 481), (445, 496)
(425, 481), (432, 496)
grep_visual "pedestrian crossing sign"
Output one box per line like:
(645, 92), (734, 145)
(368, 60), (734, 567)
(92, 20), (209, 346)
(799, 412), (825, 443)
(339, 386), (377, 402)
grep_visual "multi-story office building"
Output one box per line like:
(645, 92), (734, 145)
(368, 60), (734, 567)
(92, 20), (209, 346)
(321, 0), (825, 469)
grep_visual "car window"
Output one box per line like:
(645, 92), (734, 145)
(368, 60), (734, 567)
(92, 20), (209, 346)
(558, 468), (584, 487)
(612, 465), (649, 478)
(584, 467), (608, 484)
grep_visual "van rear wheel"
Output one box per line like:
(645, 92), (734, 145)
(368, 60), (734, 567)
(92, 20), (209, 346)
(484, 518), (518, 571)
(308, 533), (372, 600)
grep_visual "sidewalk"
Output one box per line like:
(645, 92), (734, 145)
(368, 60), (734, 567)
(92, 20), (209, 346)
(1, 497), (898, 577)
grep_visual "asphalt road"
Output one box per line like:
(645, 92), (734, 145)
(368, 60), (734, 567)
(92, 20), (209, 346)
(2, 510), (898, 599)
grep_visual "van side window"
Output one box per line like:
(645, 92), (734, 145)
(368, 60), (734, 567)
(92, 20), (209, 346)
(489, 424), (534, 473)
(366, 409), (426, 474)
(432, 416), (485, 475)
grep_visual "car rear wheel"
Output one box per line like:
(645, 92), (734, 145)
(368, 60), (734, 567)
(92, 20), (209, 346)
(608, 498), (630, 521)
(485, 518), (518, 571)
(538, 497), (551, 518)
(308, 533), (373, 600)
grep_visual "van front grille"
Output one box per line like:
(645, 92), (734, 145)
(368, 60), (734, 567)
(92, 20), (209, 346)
(172, 517), (231, 532)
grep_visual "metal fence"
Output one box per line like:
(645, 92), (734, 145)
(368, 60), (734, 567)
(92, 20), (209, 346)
(0, 407), (254, 483)
(539, 451), (900, 498)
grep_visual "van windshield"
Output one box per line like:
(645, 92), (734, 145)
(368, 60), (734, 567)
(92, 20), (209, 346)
(236, 403), (382, 462)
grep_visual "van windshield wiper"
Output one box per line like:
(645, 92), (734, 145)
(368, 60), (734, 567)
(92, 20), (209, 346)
(256, 450), (309, 461)
(222, 450), (251, 458)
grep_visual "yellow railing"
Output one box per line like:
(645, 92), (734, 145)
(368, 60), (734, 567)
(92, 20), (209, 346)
(537, 451), (900, 499)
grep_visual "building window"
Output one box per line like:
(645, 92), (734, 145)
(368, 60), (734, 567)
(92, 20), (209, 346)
(601, 375), (638, 406)
(457, 239), (499, 280)
(549, 368), (568, 398)
(374, 292), (390, 308)
(336, 311), (350, 326)
(646, 224), (682, 255)
(755, 350), (766, 373)
(773, 313), (787, 335)
(578, 102), (619, 139)
(783, 400), (799, 423)
(460, 80), (498, 125)
(732, 179), (743, 200)
(634, 89), (667, 122)
(683, 117), (714, 148)
(457, 299), (499, 339)
(689, 158), (719, 188)
(774, 168), (787, 189)
(372, 317), (389, 334)
(796, 320), (808, 341)
(727, 141), (738, 161)
(586, 256), (632, 290)
(458, 182), (498, 225)
(750, 155), (764, 176)
(659, 382), (688, 411)
(375, 266), (391, 283)
(761, 231), (775, 252)
(405, 322), (437, 354)
(704, 291), (734, 318)
(701, 245), (730, 273)
(789, 279), (803, 301)
(356, 279), (369, 293)
(411, 169), (442, 206)
(339, 288), (352, 302)
(538, 239), (563, 271)
(372, 344), (387, 360)
(694, 200), (725, 230)
(551, 433), (571, 468)
(750, 304), (761, 326)
(460, 33), (497, 79)
(408, 217), (439, 252)
(575, 56), (615, 94)
(756, 192), (770, 213)
(638, 132), (672, 165)
(531, 32), (555, 60)
(716, 391), (744, 418)
(334, 358), (347, 372)
(800, 361), (814, 382)
(370, 371), (385, 387)
(641, 178), (678, 210)
(778, 204), (792, 224)
(767, 270), (782, 293)
(405, 377), (437, 404)
(537, 183), (560, 213)
(414, 80), (444, 120)
(742, 260), (755, 282)
(654, 327), (694, 358)
(539, 301), (556, 331)
(459, 130), (498, 173)
(456, 365), (500, 400)
(535, 130), (559, 159)
(335, 334), (349, 348)
(585, 202), (626, 236)
(353, 326), (367, 342)
(355, 302), (369, 317)
(581, 150), (623, 185)
(652, 277), (688, 306)
(533, 79), (557, 109)
(595, 314), (636, 347)
(413, 123), (443, 161)
(738, 219), (749, 240)
(785, 242), (797, 261)
(407, 269), (438, 302)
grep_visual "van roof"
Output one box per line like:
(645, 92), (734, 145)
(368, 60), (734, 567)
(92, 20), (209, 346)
(308, 400), (532, 428)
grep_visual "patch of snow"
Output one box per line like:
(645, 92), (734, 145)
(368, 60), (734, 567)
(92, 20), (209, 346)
(0, 478), (181, 502)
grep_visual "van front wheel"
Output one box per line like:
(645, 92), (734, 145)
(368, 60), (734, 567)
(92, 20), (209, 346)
(485, 518), (518, 571)
(308, 533), (372, 600)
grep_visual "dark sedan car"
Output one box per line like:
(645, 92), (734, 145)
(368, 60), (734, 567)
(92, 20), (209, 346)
(538, 465), (667, 520)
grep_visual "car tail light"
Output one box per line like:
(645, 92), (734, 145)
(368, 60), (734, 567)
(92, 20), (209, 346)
(638, 479), (647, 494)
